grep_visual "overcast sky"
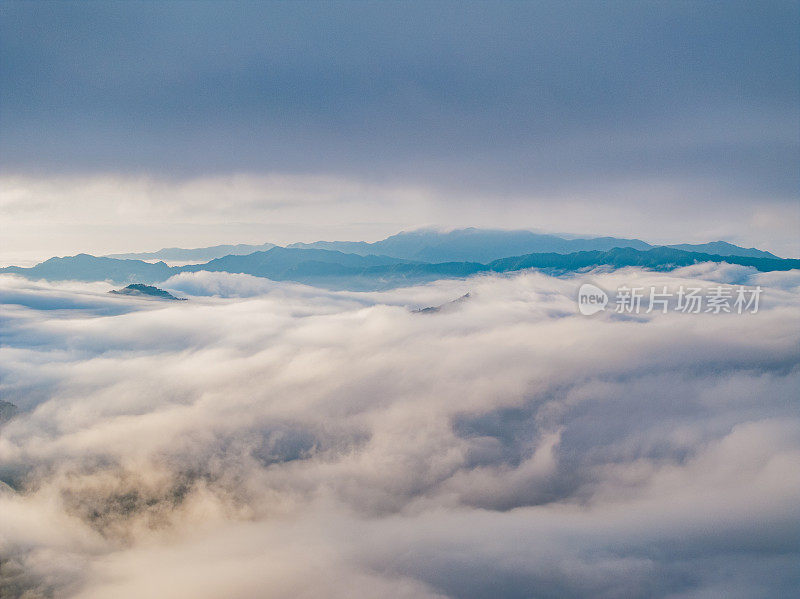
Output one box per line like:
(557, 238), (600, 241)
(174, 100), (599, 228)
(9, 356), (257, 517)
(1, 1), (798, 261)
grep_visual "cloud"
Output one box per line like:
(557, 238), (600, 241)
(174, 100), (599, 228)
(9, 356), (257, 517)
(2, 173), (800, 265)
(0, 266), (798, 598)
(2, 2), (797, 196)
(1, 1), (798, 260)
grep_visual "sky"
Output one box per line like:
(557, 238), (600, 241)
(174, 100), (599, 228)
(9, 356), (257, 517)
(1, 0), (798, 261)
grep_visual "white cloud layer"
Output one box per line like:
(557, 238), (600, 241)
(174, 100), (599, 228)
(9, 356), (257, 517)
(1, 266), (799, 598)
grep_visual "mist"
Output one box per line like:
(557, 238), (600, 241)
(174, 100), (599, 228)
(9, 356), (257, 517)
(1, 266), (798, 598)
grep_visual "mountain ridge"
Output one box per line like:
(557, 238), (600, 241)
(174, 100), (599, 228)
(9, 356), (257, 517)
(287, 228), (780, 261)
(106, 242), (276, 262)
(3, 246), (797, 291)
(101, 228), (780, 264)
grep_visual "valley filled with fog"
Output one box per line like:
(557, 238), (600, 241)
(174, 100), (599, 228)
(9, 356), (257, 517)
(1, 265), (798, 598)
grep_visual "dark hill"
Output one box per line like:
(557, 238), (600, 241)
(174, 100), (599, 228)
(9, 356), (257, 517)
(109, 284), (185, 300)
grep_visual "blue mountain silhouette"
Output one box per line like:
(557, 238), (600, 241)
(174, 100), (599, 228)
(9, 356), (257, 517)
(3, 242), (797, 291)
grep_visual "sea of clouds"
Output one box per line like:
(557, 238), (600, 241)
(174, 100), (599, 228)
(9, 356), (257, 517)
(1, 265), (799, 599)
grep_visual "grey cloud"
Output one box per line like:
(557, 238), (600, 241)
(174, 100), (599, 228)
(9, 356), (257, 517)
(0, 1), (797, 200)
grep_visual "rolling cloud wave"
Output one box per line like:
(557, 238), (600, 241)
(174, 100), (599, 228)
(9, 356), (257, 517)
(1, 267), (798, 598)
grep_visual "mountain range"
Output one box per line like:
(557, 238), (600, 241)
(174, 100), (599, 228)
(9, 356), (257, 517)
(288, 229), (780, 262)
(2, 231), (797, 292)
(102, 229), (779, 263)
